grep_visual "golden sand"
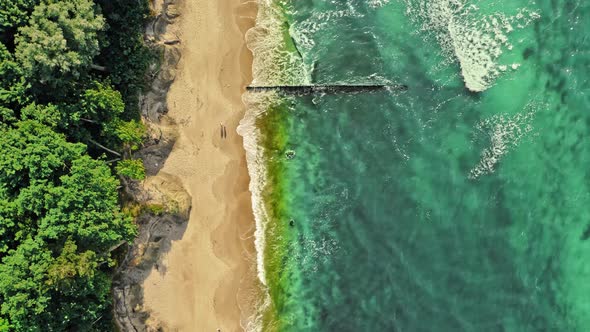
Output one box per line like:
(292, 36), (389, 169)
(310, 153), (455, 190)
(142, 1), (259, 330)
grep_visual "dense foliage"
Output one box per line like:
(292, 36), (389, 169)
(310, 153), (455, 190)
(15, 0), (104, 89)
(0, 0), (39, 46)
(0, 122), (135, 331)
(0, 0), (153, 330)
(95, 0), (154, 116)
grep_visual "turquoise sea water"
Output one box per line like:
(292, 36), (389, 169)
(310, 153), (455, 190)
(239, 0), (590, 331)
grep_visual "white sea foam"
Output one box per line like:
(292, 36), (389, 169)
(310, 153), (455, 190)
(295, 236), (341, 273)
(369, 0), (391, 8)
(238, 2), (312, 330)
(293, 8), (364, 51)
(241, 0), (309, 288)
(291, 3), (393, 57)
(246, 1), (309, 86)
(469, 106), (537, 179)
(238, 91), (278, 332)
(402, 1), (539, 91)
(238, 92), (277, 287)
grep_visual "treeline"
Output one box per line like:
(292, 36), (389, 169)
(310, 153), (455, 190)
(0, 0), (154, 330)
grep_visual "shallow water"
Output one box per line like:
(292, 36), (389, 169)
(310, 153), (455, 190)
(240, 0), (590, 330)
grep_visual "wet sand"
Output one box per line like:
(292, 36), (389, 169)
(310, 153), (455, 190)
(142, 0), (259, 331)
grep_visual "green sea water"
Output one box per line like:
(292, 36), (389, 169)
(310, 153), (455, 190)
(240, 0), (590, 331)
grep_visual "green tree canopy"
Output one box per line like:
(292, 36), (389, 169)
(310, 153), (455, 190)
(0, 0), (39, 40)
(0, 121), (135, 330)
(80, 81), (125, 121)
(15, 0), (104, 87)
(0, 316), (10, 331)
(95, 0), (154, 113)
(0, 120), (83, 194)
(116, 158), (146, 180)
(0, 0), (154, 329)
(0, 237), (113, 331)
(18, 82), (128, 149)
(0, 120), (135, 251)
(0, 42), (27, 119)
(114, 119), (146, 153)
(19, 102), (62, 127)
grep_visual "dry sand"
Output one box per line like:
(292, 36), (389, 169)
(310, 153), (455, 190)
(142, 0), (260, 331)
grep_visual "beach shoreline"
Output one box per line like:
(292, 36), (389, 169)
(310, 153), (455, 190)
(141, 0), (260, 331)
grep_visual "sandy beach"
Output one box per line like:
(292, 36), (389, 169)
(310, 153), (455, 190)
(142, 0), (259, 331)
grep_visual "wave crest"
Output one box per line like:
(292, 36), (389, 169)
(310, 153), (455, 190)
(469, 105), (537, 179)
(403, 1), (539, 91)
(246, 1), (309, 86)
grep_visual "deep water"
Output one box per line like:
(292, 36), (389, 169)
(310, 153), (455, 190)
(244, 0), (590, 331)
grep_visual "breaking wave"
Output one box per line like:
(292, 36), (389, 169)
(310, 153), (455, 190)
(246, 0), (309, 86)
(238, 1), (309, 330)
(469, 104), (538, 179)
(402, 0), (539, 91)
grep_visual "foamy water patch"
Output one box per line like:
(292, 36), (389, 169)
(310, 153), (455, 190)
(238, 91), (282, 332)
(240, 0), (311, 292)
(403, 1), (539, 92)
(292, 8), (365, 52)
(242, 288), (271, 332)
(369, 0), (392, 8)
(246, 1), (310, 86)
(295, 236), (341, 273)
(469, 106), (537, 179)
(291, 2), (395, 58)
(238, 92), (281, 286)
(240, 1), (315, 329)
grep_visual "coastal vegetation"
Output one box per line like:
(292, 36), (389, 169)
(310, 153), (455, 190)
(0, 0), (153, 330)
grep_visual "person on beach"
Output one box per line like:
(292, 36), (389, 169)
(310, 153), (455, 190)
(220, 123), (228, 139)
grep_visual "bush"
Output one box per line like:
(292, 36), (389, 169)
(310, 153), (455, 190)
(116, 159), (146, 180)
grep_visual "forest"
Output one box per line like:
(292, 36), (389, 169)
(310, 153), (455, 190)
(0, 0), (153, 330)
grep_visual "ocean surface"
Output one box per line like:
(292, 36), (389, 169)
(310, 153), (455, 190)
(238, 0), (590, 331)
